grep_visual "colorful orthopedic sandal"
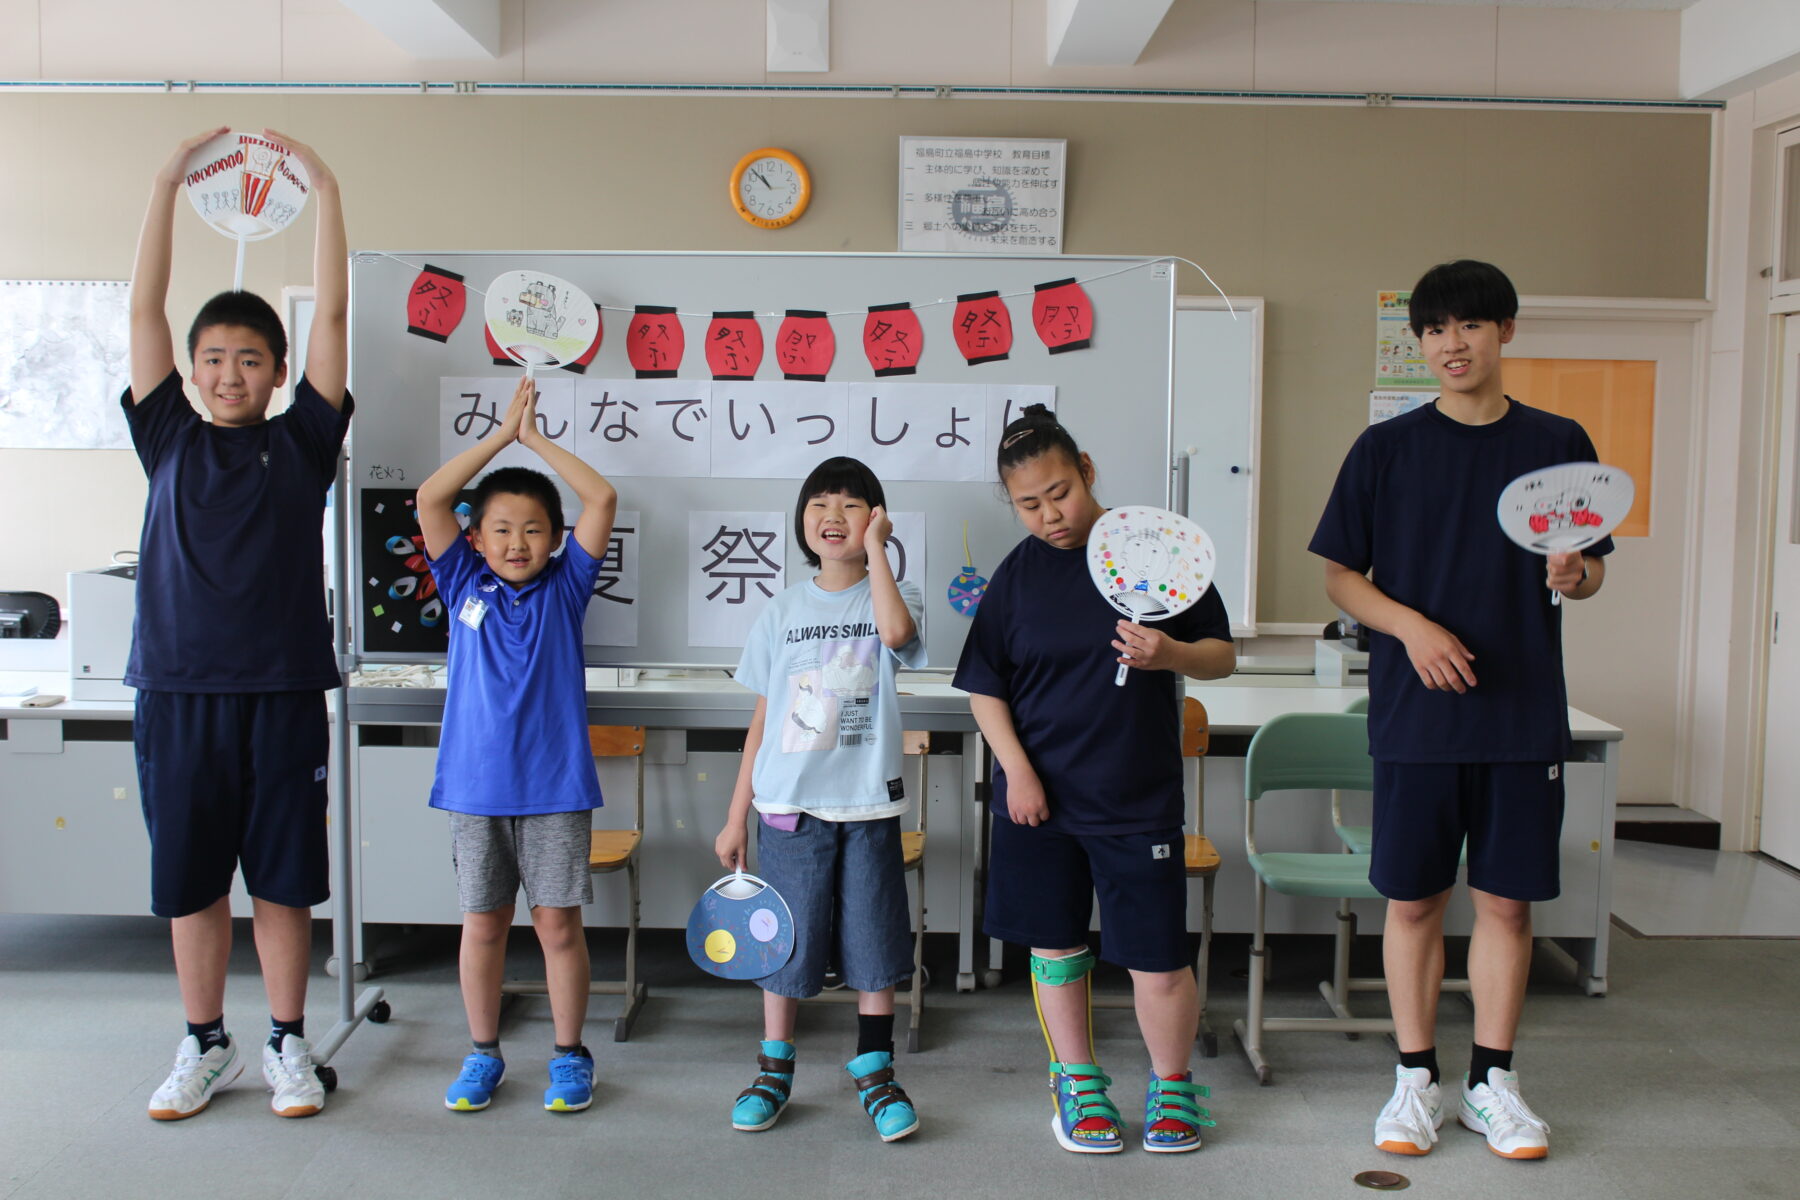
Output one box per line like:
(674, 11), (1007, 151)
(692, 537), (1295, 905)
(1142, 1070), (1215, 1152)
(731, 1040), (795, 1132)
(1048, 1062), (1123, 1153)
(845, 1050), (919, 1142)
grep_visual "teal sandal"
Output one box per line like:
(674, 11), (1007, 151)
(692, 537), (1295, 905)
(1048, 1062), (1123, 1153)
(1143, 1071), (1215, 1152)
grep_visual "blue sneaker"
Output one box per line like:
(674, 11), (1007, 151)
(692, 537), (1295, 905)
(544, 1049), (594, 1112)
(846, 1050), (919, 1142)
(1048, 1062), (1123, 1153)
(1143, 1070), (1214, 1153)
(444, 1052), (505, 1112)
(732, 1040), (795, 1132)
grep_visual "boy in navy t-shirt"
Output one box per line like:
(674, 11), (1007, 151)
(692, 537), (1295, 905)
(127, 129), (351, 1122)
(1310, 260), (1611, 1162)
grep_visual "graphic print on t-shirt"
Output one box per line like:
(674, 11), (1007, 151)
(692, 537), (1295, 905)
(778, 624), (882, 754)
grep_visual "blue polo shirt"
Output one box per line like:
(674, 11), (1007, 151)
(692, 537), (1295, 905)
(953, 531), (1232, 835)
(427, 534), (605, 816)
(1308, 399), (1613, 764)
(121, 370), (351, 693)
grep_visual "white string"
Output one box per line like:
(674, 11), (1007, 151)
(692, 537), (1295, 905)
(366, 251), (1230, 321)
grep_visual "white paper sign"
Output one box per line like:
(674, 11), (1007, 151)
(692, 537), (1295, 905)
(883, 511), (927, 585)
(710, 382), (849, 479)
(689, 511), (787, 647)
(582, 509), (641, 647)
(1370, 389), (1433, 425)
(574, 378), (713, 478)
(846, 384), (988, 483)
(183, 131), (312, 241)
(899, 136), (1066, 255)
(439, 376), (577, 473)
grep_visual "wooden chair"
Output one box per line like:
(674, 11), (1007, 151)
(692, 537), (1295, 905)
(1093, 697), (1221, 1056)
(804, 727), (930, 1052)
(501, 724), (648, 1042)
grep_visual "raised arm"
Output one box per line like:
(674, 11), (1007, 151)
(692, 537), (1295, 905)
(265, 129), (346, 408)
(416, 377), (527, 558)
(130, 127), (228, 402)
(862, 505), (917, 649)
(518, 387), (617, 559)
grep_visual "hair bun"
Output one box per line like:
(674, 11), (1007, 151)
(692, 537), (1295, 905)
(1020, 403), (1054, 421)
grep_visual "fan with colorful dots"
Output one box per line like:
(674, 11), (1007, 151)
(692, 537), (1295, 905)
(685, 871), (796, 982)
(946, 520), (989, 617)
(1087, 506), (1217, 686)
(1496, 462), (1634, 607)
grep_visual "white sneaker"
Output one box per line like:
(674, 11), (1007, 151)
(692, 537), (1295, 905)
(1374, 1065), (1443, 1156)
(1459, 1068), (1549, 1159)
(262, 1034), (327, 1118)
(148, 1034), (244, 1120)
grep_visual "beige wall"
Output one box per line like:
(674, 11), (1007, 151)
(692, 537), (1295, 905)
(0, 94), (1710, 619)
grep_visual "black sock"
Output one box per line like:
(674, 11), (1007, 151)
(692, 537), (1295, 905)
(269, 1015), (304, 1052)
(1398, 1047), (1439, 1085)
(555, 1042), (591, 1060)
(187, 1016), (227, 1053)
(1468, 1044), (1513, 1086)
(473, 1038), (502, 1060)
(856, 1013), (895, 1058)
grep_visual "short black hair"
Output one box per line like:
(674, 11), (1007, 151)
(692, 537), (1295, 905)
(468, 466), (565, 538)
(996, 403), (1083, 481)
(1408, 260), (1519, 337)
(795, 456), (886, 567)
(187, 290), (288, 366)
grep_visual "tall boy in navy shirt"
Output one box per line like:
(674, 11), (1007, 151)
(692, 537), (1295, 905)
(1310, 261), (1609, 1162)
(127, 129), (351, 1121)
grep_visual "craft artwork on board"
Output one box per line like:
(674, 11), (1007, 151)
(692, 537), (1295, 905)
(863, 302), (923, 377)
(0, 280), (131, 450)
(360, 489), (461, 654)
(405, 265), (467, 342)
(484, 271), (600, 371)
(952, 291), (1014, 365)
(946, 520), (988, 617)
(1031, 278), (1092, 353)
(706, 311), (764, 381)
(1087, 506), (1217, 685)
(1495, 462), (1634, 606)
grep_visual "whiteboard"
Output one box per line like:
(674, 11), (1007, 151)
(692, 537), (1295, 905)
(1175, 297), (1262, 636)
(348, 252), (1177, 668)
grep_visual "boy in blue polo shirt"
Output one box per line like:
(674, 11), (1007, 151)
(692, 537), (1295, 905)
(417, 375), (618, 1114)
(1310, 260), (1610, 1162)
(127, 128), (350, 1122)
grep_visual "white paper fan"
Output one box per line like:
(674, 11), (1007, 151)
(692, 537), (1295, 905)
(1086, 506), (1216, 684)
(484, 270), (601, 372)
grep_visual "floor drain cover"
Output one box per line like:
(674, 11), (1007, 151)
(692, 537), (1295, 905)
(1353, 1170), (1410, 1190)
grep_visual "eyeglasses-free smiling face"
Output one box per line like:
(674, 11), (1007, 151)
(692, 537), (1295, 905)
(189, 324), (287, 427)
(1417, 315), (1514, 399)
(469, 492), (557, 586)
(1001, 448), (1101, 548)
(802, 491), (871, 564)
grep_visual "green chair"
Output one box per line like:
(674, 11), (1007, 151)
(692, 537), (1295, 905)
(1232, 712), (1394, 1085)
(1333, 694), (1375, 853)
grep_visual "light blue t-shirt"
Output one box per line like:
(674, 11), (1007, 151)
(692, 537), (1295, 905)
(735, 576), (926, 821)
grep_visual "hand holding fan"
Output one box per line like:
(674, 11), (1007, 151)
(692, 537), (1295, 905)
(1495, 462), (1634, 606)
(484, 270), (601, 377)
(1086, 506), (1217, 686)
(183, 130), (314, 290)
(685, 871), (796, 981)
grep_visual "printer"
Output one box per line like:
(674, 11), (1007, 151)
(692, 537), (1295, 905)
(68, 565), (137, 701)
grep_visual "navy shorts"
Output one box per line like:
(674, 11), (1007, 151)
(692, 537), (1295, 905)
(752, 814), (914, 1000)
(984, 817), (1189, 973)
(1370, 761), (1565, 903)
(134, 690), (331, 919)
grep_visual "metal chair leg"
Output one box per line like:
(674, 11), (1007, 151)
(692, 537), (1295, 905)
(1232, 877), (1274, 1085)
(1196, 872), (1217, 1058)
(612, 857), (647, 1042)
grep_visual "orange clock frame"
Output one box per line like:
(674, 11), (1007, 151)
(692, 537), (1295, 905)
(729, 147), (812, 230)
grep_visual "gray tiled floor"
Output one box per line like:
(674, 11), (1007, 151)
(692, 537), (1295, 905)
(3, 916), (1799, 1200)
(1611, 840), (1800, 937)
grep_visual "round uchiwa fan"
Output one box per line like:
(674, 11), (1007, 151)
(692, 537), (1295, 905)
(484, 270), (602, 372)
(183, 130), (312, 242)
(1086, 506), (1216, 685)
(685, 872), (796, 982)
(1495, 462), (1634, 606)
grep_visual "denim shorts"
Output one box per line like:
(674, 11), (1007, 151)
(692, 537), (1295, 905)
(752, 813), (914, 999)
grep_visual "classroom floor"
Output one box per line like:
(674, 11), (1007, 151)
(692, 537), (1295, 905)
(1611, 842), (1800, 937)
(4, 908), (1799, 1200)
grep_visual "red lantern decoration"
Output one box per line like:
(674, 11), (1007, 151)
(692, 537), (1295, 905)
(559, 303), (604, 374)
(484, 324), (512, 366)
(626, 305), (684, 378)
(776, 310), (835, 381)
(1032, 278), (1093, 354)
(705, 311), (764, 381)
(405, 264), (465, 342)
(862, 302), (923, 377)
(952, 290), (1012, 366)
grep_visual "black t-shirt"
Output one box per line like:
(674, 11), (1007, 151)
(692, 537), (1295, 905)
(1308, 399), (1613, 763)
(122, 370), (353, 692)
(953, 530), (1233, 834)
